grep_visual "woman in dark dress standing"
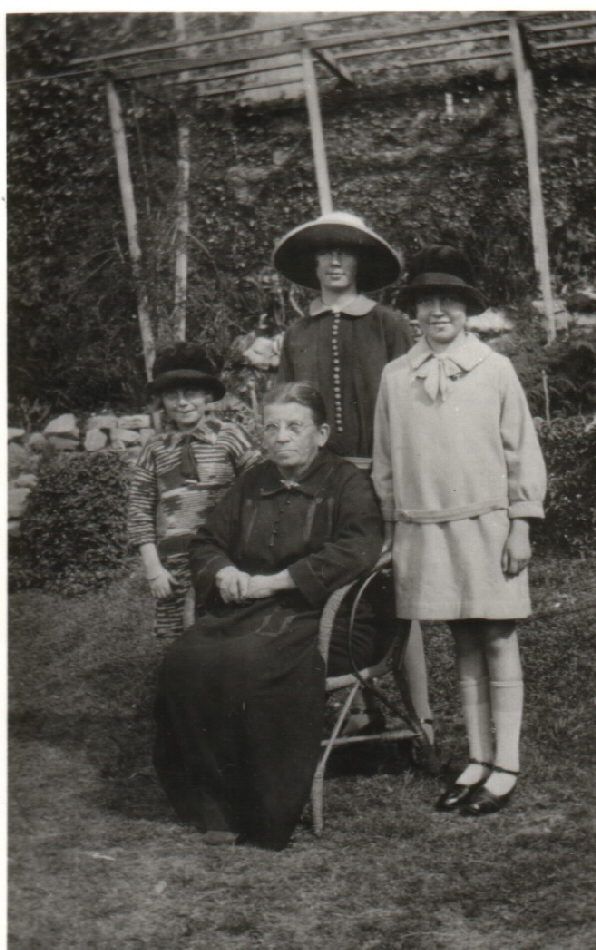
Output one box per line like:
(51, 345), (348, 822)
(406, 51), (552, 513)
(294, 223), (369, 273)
(273, 211), (434, 741)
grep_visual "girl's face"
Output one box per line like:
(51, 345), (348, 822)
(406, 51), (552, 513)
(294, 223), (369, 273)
(315, 248), (358, 294)
(162, 388), (211, 429)
(415, 292), (468, 351)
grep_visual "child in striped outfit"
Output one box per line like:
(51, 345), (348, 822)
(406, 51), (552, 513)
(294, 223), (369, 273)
(128, 343), (259, 642)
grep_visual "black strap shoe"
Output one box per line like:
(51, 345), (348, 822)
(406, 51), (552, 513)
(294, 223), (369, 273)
(435, 759), (492, 812)
(462, 766), (519, 816)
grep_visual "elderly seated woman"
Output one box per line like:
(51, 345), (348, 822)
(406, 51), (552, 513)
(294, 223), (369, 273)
(154, 382), (391, 850)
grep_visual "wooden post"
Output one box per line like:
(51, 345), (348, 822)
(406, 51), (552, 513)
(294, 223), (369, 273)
(301, 43), (333, 214)
(509, 15), (557, 343)
(173, 13), (191, 342)
(106, 80), (156, 378)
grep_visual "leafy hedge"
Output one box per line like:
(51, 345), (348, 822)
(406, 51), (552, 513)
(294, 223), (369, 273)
(535, 416), (596, 558)
(9, 415), (595, 597)
(12, 451), (130, 596)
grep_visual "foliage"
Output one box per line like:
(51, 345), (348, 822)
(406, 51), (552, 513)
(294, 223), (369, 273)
(7, 14), (596, 412)
(534, 416), (596, 558)
(13, 450), (130, 595)
(504, 314), (596, 418)
(543, 337), (596, 416)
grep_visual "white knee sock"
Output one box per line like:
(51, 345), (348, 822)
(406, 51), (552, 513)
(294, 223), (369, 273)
(485, 678), (523, 794)
(457, 676), (492, 785)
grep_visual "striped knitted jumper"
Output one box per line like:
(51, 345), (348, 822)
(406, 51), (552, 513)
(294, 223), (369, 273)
(128, 417), (259, 638)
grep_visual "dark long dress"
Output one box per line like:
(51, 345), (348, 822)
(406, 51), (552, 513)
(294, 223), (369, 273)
(277, 297), (412, 457)
(154, 450), (385, 850)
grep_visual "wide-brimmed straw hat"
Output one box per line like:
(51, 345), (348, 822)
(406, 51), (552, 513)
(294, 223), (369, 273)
(148, 342), (225, 401)
(397, 244), (487, 315)
(272, 211), (402, 292)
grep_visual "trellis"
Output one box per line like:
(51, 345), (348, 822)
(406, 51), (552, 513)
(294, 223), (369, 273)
(10, 11), (596, 371)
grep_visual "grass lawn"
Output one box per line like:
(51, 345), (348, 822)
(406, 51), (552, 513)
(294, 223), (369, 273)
(9, 556), (596, 950)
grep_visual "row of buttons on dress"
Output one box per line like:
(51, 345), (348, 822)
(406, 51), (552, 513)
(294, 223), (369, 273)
(269, 495), (294, 549)
(332, 315), (343, 434)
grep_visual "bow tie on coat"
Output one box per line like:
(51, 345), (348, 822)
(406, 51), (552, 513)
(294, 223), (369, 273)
(415, 352), (464, 401)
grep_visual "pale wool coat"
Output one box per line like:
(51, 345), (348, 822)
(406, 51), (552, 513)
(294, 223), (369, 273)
(372, 333), (547, 620)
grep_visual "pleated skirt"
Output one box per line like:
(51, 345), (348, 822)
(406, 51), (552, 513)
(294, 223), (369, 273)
(392, 509), (532, 621)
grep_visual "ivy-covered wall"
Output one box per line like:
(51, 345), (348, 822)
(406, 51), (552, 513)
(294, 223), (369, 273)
(7, 17), (596, 414)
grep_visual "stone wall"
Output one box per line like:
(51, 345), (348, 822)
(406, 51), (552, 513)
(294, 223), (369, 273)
(8, 411), (155, 539)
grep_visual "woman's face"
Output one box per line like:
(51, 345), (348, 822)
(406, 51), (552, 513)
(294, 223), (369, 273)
(263, 402), (329, 478)
(162, 387), (211, 429)
(415, 292), (468, 351)
(315, 248), (358, 294)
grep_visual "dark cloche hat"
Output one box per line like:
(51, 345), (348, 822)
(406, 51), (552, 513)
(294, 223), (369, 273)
(272, 211), (402, 293)
(397, 244), (487, 316)
(148, 342), (225, 401)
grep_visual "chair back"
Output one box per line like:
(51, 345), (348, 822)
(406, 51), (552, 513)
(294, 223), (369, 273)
(317, 552), (393, 675)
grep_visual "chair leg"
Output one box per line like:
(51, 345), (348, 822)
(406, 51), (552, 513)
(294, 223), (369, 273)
(311, 682), (361, 835)
(391, 626), (439, 772)
(391, 625), (431, 743)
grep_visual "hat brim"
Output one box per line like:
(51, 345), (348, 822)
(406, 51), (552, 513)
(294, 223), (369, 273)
(397, 273), (487, 316)
(273, 220), (402, 292)
(148, 369), (225, 401)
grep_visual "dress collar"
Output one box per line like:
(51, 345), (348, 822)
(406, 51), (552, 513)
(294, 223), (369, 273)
(162, 417), (220, 447)
(309, 294), (376, 318)
(408, 332), (491, 372)
(259, 449), (335, 497)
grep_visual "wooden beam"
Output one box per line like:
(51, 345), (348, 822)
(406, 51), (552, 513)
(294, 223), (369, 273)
(527, 16), (596, 34)
(179, 75), (308, 99)
(113, 14), (510, 83)
(336, 30), (509, 63)
(185, 47), (511, 98)
(70, 13), (364, 65)
(170, 28), (508, 86)
(10, 12), (593, 87)
(173, 13), (191, 343)
(301, 45), (333, 215)
(312, 48), (354, 85)
(509, 15), (557, 343)
(106, 81), (156, 377)
(340, 47), (511, 70)
(165, 55), (303, 87)
(535, 36), (596, 53)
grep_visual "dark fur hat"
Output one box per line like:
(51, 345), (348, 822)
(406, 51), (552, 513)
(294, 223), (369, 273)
(148, 342), (225, 400)
(397, 245), (487, 315)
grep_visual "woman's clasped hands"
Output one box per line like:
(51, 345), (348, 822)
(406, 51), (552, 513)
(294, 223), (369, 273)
(215, 567), (276, 602)
(215, 566), (290, 603)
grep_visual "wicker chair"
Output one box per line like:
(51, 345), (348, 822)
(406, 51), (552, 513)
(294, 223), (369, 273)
(311, 553), (431, 835)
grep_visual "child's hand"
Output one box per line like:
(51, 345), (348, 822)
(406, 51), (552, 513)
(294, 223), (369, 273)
(502, 519), (531, 576)
(216, 565), (252, 603)
(148, 568), (179, 599)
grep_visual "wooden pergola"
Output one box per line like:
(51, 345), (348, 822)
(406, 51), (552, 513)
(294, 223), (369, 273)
(10, 11), (596, 371)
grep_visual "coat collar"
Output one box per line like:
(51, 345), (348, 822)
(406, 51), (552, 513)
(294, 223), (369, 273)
(309, 294), (376, 318)
(162, 417), (221, 447)
(408, 332), (491, 372)
(259, 449), (336, 497)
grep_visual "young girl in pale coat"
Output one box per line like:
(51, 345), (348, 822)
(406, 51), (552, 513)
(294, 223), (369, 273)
(373, 246), (547, 814)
